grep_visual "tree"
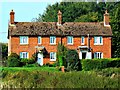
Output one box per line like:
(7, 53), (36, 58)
(74, 12), (99, 22)
(1, 43), (8, 60)
(111, 3), (120, 57)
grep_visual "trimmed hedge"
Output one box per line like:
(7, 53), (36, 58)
(81, 58), (120, 71)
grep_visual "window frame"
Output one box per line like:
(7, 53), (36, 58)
(94, 36), (103, 45)
(20, 52), (29, 59)
(50, 52), (56, 61)
(50, 36), (56, 45)
(38, 36), (42, 44)
(81, 36), (85, 45)
(67, 36), (73, 45)
(20, 36), (28, 45)
(94, 52), (103, 59)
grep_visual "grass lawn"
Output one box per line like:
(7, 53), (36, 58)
(1, 66), (59, 72)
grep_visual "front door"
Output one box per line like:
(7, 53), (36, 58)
(82, 52), (86, 59)
(37, 53), (43, 66)
(79, 51), (92, 59)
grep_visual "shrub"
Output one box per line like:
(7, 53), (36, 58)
(8, 53), (19, 59)
(64, 49), (81, 71)
(43, 62), (58, 67)
(108, 58), (120, 67)
(81, 58), (120, 71)
(20, 58), (28, 66)
(7, 53), (20, 67)
(57, 43), (68, 66)
(24, 63), (40, 67)
(7, 57), (20, 67)
(20, 58), (35, 66)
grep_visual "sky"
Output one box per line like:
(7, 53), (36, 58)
(0, 0), (61, 43)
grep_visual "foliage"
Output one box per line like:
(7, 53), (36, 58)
(24, 63), (40, 67)
(111, 2), (120, 58)
(64, 49), (81, 71)
(57, 43), (68, 66)
(20, 58), (35, 66)
(1, 43), (8, 66)
(7, 53), (20, 67)
(94, 67), (120, 77)
(31, 52), (37, 61)
(1, 67), (119, 88)
(8, 53), (20, 59)
(1, 43), (8, 60)
(74, 12), (99, 22)
(81, 58), (120, 71)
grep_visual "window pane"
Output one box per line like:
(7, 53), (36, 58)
(100, 37), (102, 43)
(20, 52), (22, 58)
(67, 36), (73, 44)
(94, 53), (97, 58)
(94, 37), (97, 43)
(50, 36), (56, 44)
(38, 36), (41, 44)
(81, 36), (84, 44)
(100, 53), (101, 59)
(20, 36), (28, 44)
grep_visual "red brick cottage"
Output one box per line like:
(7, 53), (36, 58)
(8, 10), (112, 65)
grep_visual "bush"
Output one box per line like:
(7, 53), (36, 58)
(64, 49), (81, 71)
(81, 58), (120, 71)
(8, 53), (19, 59)
(24, 63), (40, 67)
(7, 57), (20, 67)
(20, 58), (35, 66)
(43, 62), (58, 67)
(7, 53), (20, 67)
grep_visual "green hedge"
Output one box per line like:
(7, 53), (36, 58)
(81, 58), (120, 71)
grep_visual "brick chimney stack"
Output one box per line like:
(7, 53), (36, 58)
(104, 10), (110, 26)
(10, 9), (15, 24)
(57, 10), (62, 25)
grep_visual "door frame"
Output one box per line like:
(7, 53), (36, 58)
(37, 53), (43, 66)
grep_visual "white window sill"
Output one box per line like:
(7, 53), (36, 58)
(81, 43), (85, 45)
(94, 43), (103, 45)
(20, 43), (28, 45)
(50, 43), (56, 45)
(50, 59), (56, 61)
(38, 43), (41, 45)
(67, 43), (73, 45)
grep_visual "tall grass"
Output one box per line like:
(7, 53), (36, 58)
(1, 67), (119, 88)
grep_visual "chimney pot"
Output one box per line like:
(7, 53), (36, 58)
(104, 10), (110, 26)
(58, 10), (62, 25)
(10, 9), (15, 24)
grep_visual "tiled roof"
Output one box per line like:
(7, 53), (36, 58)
(8, 22), (112, 36)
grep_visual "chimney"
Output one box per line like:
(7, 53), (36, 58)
(10, 9), (15, 24)
(104, 10), (110, 26)
(57, 10), (62, 25)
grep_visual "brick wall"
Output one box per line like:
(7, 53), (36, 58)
(10, 36), (111, 64)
